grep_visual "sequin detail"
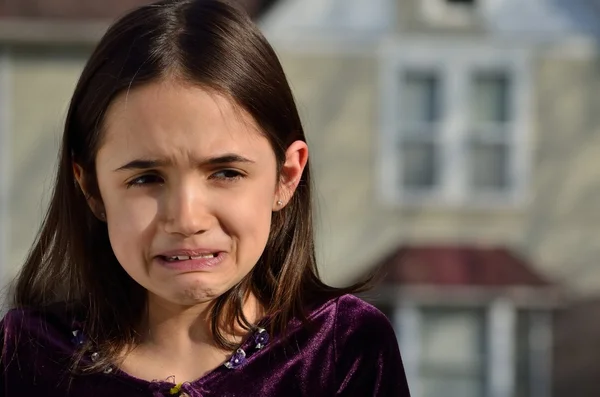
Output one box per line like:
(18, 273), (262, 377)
(71, 329), (86, 346)
(224, 348), (246, 369)
(254, 328), (269, 350)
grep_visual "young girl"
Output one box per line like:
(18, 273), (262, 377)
(1, 0), (410, 396)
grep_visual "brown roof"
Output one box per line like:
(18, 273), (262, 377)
(0, 0), (276, 20)
(375, 245), (551, 287)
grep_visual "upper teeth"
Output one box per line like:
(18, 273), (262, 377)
(167, 254), (215, 261)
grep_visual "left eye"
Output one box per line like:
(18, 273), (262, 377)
(126, 174), (164, 187)
(211, 169), (244, 180)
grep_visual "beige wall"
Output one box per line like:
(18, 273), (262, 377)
(524, 56), (600, 296)
(278, 47), (600, 297)
(6, 48), (88, 281)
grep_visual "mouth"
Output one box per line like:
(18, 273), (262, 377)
(160, 253), (218, 262)
(155, 250), (226, 271)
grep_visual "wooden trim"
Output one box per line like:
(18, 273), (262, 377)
(0, 49), (11, 283)
(395, 302), (420, 396)
(371, 284), (564, 309)
(488, 298), (516, 397)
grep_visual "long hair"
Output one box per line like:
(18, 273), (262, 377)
(12, 0), (364, 373)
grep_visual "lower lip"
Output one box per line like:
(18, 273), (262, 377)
(156, 253), (226, 272)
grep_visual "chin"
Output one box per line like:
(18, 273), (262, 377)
(170, 280), (227, 304)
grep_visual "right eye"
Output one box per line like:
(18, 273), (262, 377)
(126, 174), (164, 188)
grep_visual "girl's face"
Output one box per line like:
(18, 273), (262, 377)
(89, 80), (306, 309)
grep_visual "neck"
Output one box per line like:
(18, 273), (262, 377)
(140, 292), (264, 352)
(118, 293), (265, 383)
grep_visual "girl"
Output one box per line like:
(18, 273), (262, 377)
(0, 0), (410, 396)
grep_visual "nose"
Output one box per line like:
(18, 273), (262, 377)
(163, 179), (213, 237)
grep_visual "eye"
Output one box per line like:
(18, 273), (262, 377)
(210, 169), (245, 181)
(126, 174), (164, 188)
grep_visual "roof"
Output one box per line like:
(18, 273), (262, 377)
(260, 0), (600, 43)
(374, 245), (551, 288)
(0, 0), (280, 45)
(0, 0), (277, 20)
(260, 0), (393, 39)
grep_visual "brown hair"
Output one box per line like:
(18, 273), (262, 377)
(12, 0), (364, 373)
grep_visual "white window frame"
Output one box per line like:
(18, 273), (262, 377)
(392, 299), (553, 397)
(378, 39), (532, 209)
(394, 299), (518, 397)
(0, 49), (11, 284)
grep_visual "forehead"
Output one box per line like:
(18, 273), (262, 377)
(99, 80), (268, 160)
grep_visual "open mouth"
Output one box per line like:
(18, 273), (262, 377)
(160, 253), (218, 262)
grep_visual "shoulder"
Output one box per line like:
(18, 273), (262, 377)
(327, 295), (410, 395)
(0, 304), (94, 393)
(333, 294), (396, 345)
(305, 294), (398, 360)
(1, 302), (83, 354)
(2, 302), (81, 329)
(334, 294), (390, 324)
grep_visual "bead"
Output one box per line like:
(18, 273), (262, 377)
(169, 383), (182, 395)
(71, 329), (86, 346)
(224, 348), (246, 369)
(103, 366), (113, 374)
(91, 352), (100, 362)
(254, 328), (270, 350)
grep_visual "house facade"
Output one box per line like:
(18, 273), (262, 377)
(260, 0), (600, 396)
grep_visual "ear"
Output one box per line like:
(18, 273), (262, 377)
(274, 140), (308, 211)
(73, 162), (106, 221)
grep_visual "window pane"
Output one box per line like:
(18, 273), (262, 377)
(470, 141), (509, 189)
(402, 71), (440, 124)
(420, 308), (486, 397)
(421, 376), (482, 397)
(471, 72), (510, 124)
(420, 308), (486, 367)
(401, 141), (437, 189)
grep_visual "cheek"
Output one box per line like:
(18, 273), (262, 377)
(102, 190), (159, 263)
(221, 185), (275, 261)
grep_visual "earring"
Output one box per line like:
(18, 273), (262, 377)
(277, 200), (283, 206)
(99, 212), (106, 221)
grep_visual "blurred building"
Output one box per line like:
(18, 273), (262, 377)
(2, 0), (600, 396)
(260, 0), (600, 396)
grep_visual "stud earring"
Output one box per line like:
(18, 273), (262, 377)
(99, 212), (106, 221)
(277, 200), (283, 206)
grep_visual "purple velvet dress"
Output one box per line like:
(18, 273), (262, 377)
(0, 294), (410, 396)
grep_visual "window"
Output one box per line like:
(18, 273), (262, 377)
(468, 72), (511, 191)
(419, 308), (487, 397)
(421, 0), (479, 27)
(380, 42), (531, 207)
(388, 302), (553, 397)
(400, 71), (441, 190)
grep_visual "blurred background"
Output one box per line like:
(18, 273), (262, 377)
(1, 0), (600, 396)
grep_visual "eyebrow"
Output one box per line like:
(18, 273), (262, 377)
(114, 154), (255, 172)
